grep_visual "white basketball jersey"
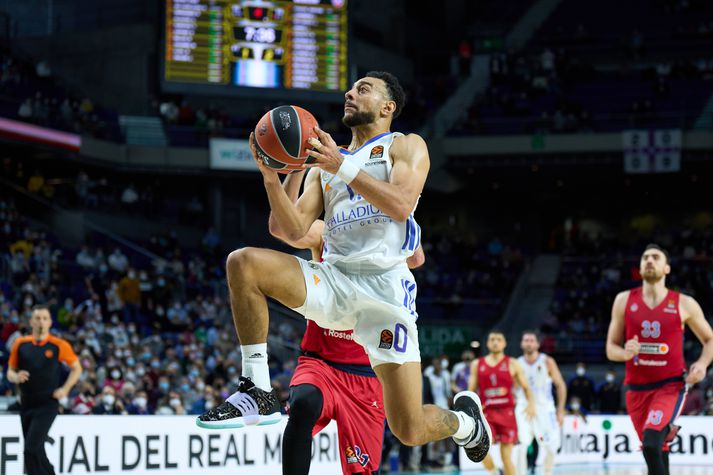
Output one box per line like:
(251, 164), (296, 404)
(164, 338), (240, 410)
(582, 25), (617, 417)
(320, 132), (420, 271)
(516, 353), (555, 408)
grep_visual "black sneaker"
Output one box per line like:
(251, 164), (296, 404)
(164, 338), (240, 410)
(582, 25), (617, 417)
(452, 391), (492, 463)
(196, 377), (281, 429)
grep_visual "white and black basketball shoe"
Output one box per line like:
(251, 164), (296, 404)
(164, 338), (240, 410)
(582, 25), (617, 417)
(452, 391), (492, 463)
(196, 377), (281, 429)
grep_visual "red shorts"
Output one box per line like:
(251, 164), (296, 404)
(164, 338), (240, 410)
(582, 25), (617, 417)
(626, 381), (687, 450)
(483, 406), (518, 445)
(290, 356), (385, 474)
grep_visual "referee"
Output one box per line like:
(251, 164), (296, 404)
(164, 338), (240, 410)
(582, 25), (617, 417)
(6, 304), (82, 475)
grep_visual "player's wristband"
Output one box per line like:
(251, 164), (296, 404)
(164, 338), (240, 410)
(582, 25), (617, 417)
(336, 158), (360, 184)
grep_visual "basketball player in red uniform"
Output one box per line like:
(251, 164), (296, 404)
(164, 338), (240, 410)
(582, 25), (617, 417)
(606, 244), (713, 475)
(469, 330), (536, 475)
(274, 169), (424, 475)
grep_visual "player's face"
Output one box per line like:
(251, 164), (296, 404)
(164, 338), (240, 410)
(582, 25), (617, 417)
(30, 309), (52, 334)
(342, 77), (388, 127)
(521, 334), (539, 354)
(640, 249), (670, 283)
(487, 333), (506, 354)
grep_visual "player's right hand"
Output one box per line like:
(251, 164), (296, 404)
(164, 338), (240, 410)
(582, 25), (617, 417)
(16, 370), (30, 383)
(249, 132), (279, 183)
(624, 335), (640, 360)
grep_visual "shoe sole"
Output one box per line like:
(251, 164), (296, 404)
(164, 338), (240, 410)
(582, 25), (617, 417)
(195, 412), (282, 429)
(453, 391), (492, 462)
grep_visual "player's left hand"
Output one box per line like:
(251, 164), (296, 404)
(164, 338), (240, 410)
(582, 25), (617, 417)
(53, 387), (68, 400)
(526, 403), (537, 419)
(685, 361), (707, 385)
(304, 127), (343, 174)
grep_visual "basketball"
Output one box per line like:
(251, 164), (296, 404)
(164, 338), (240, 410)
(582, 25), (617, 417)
(253, 105), (319, 174)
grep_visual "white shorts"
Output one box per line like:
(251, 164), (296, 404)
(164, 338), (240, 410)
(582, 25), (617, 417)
(290, 257), (421, 367)
(515, 404), (560, 451)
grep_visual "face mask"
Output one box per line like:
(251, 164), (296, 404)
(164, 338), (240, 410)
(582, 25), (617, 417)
(196, 381), (205, 391)
(111, 370), (121, 379)
(134, 397), (147, 408)
(169, 398), (181, 407)
(606, 374), (615, 383)
(159, 382), (170, 391)
(142, 352), (152, 361)
(11, 316), (19, 324)
(103, 395), (115, 406)
(205, 400), (214, 410)
(151, 361), (161, 369)
(24, 298), (33, 306)
(571, 403), (581, 411)
(227, 367), (237, 375)
(128, 272), (136, 279)
(180, 383), (190, 392)
(576, 368), (586, 377)
(126, 358), (135, 367)
(136, 367), (146, 376)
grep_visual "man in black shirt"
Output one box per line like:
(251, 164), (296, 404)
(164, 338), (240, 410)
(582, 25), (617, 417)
(7, 305), (82, 475)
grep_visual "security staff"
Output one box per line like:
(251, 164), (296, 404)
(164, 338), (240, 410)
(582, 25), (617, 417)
(6, 305), (82, 475)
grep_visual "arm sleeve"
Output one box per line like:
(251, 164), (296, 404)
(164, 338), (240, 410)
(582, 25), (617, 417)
(8, 340), (20, 369)
(58, 339), (79, 366)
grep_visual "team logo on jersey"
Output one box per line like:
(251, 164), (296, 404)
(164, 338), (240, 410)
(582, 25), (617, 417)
(379, 329), (394, 349)
(312, 274), (321, 285)
(663, 299), (678, 314)
(485, 387), (508, 397)
(630, 303), (638, 312)
(369, 145), (384, 159)
(44, 349), (54, 359)
(639, 343), (670, 355)
(345, 445), (369, 466)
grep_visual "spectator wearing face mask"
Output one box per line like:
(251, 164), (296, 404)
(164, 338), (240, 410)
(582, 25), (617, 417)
(127, 390), (151, 415)
(190, 385), (217, 415)
(598, 369), (622, 413)
(92, 386), (126, 415)
(568, 362), (596, 412)
(567, 396), (588, 423)
(103, 366), (125, 392)
(156, 391), (185, 415)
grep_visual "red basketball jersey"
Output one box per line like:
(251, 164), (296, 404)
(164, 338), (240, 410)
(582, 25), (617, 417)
(624, 288), (686, 386)
(300, 321), (371, 365)
(477, 355), (515, 409)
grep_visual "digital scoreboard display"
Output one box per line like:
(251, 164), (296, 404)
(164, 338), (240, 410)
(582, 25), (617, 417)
(164, 0), (348, 94)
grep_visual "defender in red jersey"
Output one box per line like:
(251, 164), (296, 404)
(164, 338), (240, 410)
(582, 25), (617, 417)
(469, 330), (536, 475)
(607, 244), (713, 475)
(273, 170), (424, 475)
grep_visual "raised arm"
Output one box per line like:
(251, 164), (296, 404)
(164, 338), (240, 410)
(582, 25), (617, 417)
(681, 294), (713, 385)
(606, 291), (639, 362)
(251, 133), (323, 241)
(307, 130), (429, 222)
(546, 356), (568, 426)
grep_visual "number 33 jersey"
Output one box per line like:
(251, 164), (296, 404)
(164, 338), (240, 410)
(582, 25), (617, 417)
(624, 288), (685, 386)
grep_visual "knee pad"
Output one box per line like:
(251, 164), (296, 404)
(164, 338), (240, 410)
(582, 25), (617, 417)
(642, 428), (668, 455)
(287, 384), (324, 424)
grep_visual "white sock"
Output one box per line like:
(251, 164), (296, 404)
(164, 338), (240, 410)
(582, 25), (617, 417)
(452, 410), (479, 443)
(487, 468), (499, 475)
(241, 343), (271, 391)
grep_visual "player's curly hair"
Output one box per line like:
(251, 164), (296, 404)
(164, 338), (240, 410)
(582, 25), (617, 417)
(366, 71), (406, 118)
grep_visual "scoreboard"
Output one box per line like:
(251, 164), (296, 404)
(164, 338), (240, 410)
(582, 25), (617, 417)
(164, 0), (348, 94)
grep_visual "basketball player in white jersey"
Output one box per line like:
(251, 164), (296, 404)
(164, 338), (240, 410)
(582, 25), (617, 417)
(515, 330), (567, 475)
(198, 71), (491, 462)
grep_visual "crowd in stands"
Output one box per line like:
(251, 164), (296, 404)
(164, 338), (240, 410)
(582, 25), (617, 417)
(0, 195), (304, 416)
(0, 47), (118, 140)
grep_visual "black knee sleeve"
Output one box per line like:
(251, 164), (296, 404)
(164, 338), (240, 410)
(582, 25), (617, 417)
(282, 384), (324, 475)
(642, 428), (670, 475)
(287, 384), (324, 425)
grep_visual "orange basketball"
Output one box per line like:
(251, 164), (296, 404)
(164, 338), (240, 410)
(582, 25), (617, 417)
(254, 105), (319, 174)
